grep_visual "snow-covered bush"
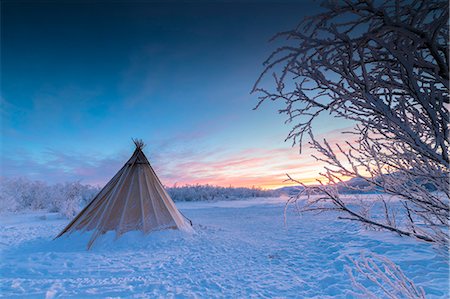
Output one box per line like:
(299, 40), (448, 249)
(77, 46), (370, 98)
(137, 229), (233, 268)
(47, 182), (96, 218)
(0, 177), (100, 218)
(0, 178), (50, 212)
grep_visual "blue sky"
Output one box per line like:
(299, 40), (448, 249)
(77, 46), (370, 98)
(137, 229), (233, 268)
(1, 1), (351, 188)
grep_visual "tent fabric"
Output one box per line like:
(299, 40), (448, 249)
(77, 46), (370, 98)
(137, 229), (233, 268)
(56, 140), (193, 249)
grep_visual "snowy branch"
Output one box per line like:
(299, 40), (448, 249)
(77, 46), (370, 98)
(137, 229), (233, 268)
(254, 0), (449, 250)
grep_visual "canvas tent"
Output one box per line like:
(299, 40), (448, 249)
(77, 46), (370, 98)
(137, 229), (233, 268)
(56, 139), (193, 249)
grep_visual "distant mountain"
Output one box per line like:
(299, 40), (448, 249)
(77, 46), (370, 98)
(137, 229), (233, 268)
(336, 177), (382, 194)
(276, 185), (305, 196)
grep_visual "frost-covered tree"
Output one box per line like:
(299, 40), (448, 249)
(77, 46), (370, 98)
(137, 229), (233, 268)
(167, 184), (279, 202)
(253, 0), (449, 249)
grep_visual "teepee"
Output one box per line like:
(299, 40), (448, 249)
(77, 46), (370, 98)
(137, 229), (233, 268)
(56, 139), (193, 249)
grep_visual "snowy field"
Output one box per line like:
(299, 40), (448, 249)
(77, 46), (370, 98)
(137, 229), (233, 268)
(0, 197), (448, 298)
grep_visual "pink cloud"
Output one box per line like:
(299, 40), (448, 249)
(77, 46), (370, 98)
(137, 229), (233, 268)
(150, 127), (358, 189)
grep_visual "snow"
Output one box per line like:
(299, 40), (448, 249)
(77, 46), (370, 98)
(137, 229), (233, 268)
(0, 197), (448, 298)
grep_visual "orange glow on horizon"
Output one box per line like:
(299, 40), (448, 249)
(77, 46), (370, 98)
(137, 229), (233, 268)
(155, 129), (358, 190)
(166, 173), (352, 190)
(81, 129), (358, 190)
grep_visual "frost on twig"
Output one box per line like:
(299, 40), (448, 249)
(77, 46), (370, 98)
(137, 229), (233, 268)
(346, 252), (426, 299)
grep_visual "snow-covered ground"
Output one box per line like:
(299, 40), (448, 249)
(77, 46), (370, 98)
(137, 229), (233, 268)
(0, 197), (448, 298)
